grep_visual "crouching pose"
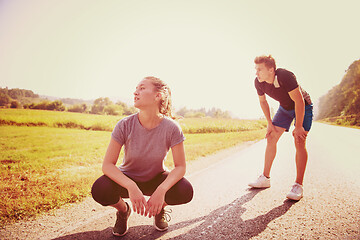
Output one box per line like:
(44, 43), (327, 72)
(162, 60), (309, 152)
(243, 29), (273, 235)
(92, 76), (193, 236)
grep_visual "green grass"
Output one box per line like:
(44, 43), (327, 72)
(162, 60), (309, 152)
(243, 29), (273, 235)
(319, 114), (360, 129)
(0, 108), (120, 131)
(0, 109), (266, 226)
(165, 129), (266, 168)
(0, 126), (109, 225)
(178, 117), (266, 133)
(0, 109), (266, 133)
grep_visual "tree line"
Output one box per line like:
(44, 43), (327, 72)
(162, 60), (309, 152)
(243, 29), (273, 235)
(0, 88), (137, 116)
(317, 59), (360, 120)
(176, 106), (232, 118)
(0, 88), (39, 108)
(0, 87), (232, 118)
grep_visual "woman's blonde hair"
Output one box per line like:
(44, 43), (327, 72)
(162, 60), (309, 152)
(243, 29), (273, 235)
(144, 76), (175, 119)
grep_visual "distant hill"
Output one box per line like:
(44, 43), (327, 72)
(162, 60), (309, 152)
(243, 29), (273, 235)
(0, 87), (234, 118)
(317, 59), (360, 120)
(40, 95), (93, 106)
(0, 87), (137, 115)
(0, 88), (41, 107)
(0, 87), (93, 108)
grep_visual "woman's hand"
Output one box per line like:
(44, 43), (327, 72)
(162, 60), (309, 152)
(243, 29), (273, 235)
(128, 185), (147, 216)
(145, 188), (166, 218)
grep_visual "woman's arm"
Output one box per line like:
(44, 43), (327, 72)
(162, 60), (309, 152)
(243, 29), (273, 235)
(102, 138), (147, 215)
(145, 141), (186, 217)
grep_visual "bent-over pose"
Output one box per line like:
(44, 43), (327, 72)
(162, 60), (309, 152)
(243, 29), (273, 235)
(248, 55), (313, 201)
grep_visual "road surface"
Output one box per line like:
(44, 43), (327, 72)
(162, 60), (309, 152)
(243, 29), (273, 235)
(1, 122), (360, 239)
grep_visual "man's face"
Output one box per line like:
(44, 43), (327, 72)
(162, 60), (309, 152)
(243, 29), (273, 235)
(255, 63), (274, 82)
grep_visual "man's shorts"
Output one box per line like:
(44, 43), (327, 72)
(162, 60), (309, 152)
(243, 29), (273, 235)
(272, 104), (313, 132)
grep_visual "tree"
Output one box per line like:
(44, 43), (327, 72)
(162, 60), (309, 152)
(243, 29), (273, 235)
(116, 101), (137, 115)
(68, 104), (88, 113)
(0, 92), (11, 106)
(105, 105), (123, 115)
(46, 100), (65, 111)
(317, 59), (360, 119)
(91, 97), (113, 114)
(184, 111), (206, 118)
(176, 107), (188, 117)
(27, 100), (65, 111)
(176, 106), (231, 118)
(10, 100), (20, 108)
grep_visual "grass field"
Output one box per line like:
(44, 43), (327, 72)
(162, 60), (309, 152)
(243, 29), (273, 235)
(318, 114), (360, 129)
(0, 108), (119, 131)
(0, 109), (267, 133)
(0, 109), (266, 226)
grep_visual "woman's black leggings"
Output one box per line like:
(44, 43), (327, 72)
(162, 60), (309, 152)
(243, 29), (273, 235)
(91, 172), (193, 206)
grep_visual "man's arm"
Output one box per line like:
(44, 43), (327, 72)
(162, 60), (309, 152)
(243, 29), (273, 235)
(259, 94), (272, 124)
(259, 94), (277, 138)
(289, 87), (307, 141)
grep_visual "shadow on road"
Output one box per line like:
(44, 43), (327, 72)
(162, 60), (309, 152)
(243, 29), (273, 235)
(54, 188), (296, 240)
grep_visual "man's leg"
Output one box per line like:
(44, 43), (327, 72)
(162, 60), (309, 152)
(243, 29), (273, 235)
(287, 104), (313, 201)
(248, 125), (286, 188)
(294, 132), (308, 185)
(294, 104), (313, 185)
(263, 126), (285, 178)
(286, 132), (308, 201)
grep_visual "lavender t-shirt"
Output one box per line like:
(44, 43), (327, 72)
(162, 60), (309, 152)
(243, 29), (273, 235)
(111, 113), (185, 182)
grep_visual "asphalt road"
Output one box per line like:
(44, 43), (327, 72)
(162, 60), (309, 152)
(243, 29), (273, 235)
(2, 122), (360, 239)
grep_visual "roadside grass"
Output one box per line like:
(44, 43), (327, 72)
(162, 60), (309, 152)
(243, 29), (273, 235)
(0, 109), (266, 133)
(0, 108), (120, 131)
(178, 117), (267, 133)
(165, 129), (266, 168)
(0, 126), (109, 226)
(0, 109), (266, 226)
(319, 114), (360, 129)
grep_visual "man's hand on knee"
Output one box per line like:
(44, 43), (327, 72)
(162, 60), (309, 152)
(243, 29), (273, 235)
(266, 123), (277, 138)
(292, 126), (307, 143)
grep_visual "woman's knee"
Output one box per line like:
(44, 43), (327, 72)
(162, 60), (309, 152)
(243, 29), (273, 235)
(179, 178), (194, 203)
(165, 178), (193, 205)
(91, 175), (120, 206)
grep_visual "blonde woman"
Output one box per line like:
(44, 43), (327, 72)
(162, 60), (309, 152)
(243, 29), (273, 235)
(91, 77), (193, 236)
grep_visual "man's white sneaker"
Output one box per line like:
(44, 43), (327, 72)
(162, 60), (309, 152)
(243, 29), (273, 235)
(286, 183), (303, 201)
(248, 174), (271, 188)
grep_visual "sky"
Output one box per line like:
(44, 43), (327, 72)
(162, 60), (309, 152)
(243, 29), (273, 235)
(0, 0), (359, 118)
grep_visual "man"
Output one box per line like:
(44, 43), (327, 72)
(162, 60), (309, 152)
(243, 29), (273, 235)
(249, 55), (313, 201)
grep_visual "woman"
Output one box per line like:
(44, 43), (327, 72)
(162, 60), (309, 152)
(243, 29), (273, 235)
(91, 76), (193, 236)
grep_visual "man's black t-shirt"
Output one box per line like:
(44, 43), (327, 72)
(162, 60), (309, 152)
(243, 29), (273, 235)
(254, 68), (311, 110)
